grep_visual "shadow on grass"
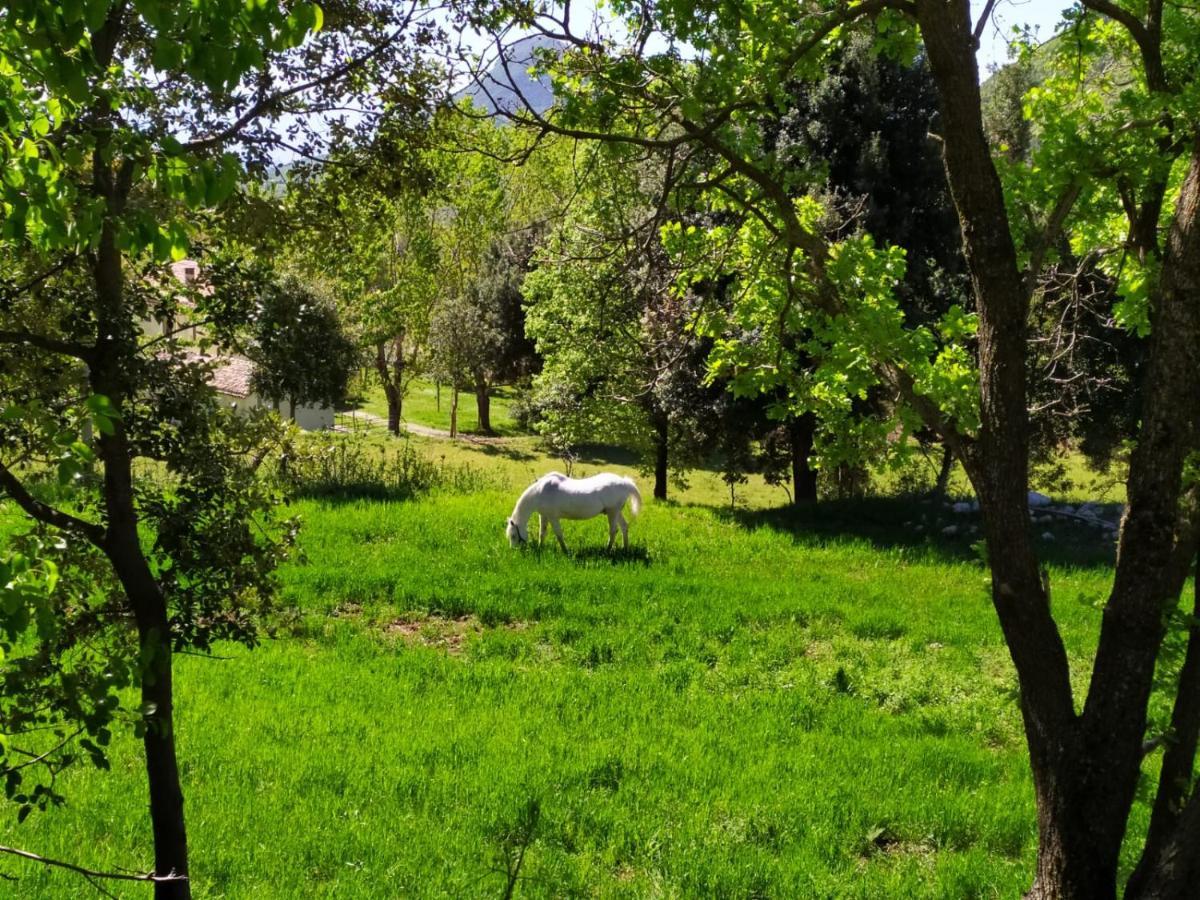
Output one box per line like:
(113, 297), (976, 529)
(569, 545), (652, 566)
(520, 543), (652, 566)
(289, 484), (430, 504)
(716, 494), (1118, 571)
(473, 442), (539, 463)
(572, 444), (643, 467)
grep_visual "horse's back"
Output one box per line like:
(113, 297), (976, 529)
(535, 471), (634, 519)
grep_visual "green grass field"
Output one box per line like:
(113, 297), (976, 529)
(350, 377), (520, 436)
(0, 391), (1142, 897)
(3, 473), (1150, 898)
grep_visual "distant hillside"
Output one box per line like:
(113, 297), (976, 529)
(455, 35), (561, 117)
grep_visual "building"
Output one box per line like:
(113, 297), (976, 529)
(143, 260), (335, 431)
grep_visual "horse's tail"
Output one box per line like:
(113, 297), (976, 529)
(627, 479), (642, 517)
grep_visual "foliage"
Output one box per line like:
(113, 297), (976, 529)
(425, 292), (496, 401)
(249, 273), (357, 413)
(522, 143), (721, 489)
(280, 434), (492, 499)
(0, 0), (445, 890)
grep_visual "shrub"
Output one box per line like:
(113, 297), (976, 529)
(280, 435), (492, 500)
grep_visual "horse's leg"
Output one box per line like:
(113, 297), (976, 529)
(606, 512), (618, 551)
(550, 518), (568, 552)
(539, 513), (548, 546)
(618, 513), (629, 549)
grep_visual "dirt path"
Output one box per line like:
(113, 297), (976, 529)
(336, 410), (508, 445)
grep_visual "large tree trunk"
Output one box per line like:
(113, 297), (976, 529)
(917, 4), (1100, 895)
(917, 4), (1200, 897)
(374, 340), (403, 435)
(789, 413), (818, 503)
(450, 387), (459, 439)
(653, 414), (668, 501)
(1127, 549), (1200, 899)
(475, 381), (493, 434)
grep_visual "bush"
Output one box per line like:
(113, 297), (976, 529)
(279, 435), (492, 500)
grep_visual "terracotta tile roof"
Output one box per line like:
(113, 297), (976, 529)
(169, 350), (256, 399)
(209, 354), (255, 399)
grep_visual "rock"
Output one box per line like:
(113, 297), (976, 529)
(1041, 531), (1055, 541)
(1059, 505), (1075, 515)
(952, 501), (973, 514)
(1028, 491), (1053, 508)
(941, 525), (959, 536)
(1077, 502), (1099, 517)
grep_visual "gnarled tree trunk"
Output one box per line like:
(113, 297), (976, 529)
(916, 4), (1200, 896)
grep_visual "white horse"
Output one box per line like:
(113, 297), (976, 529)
(506, 472), (642, 551)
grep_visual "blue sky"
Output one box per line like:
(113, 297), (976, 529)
(973, 0), (1074, 72)
(470, 0), (1076, 78)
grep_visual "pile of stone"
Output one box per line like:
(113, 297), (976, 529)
(908, 491), (1123, 543)
(1024, 491), (1122, 542)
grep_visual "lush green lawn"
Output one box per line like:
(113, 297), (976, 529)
(3, 482), (1146, 898)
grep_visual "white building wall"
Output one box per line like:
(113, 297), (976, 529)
(214, 392), (333, 431)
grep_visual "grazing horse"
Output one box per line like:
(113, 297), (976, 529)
(506, 472), (642, 551)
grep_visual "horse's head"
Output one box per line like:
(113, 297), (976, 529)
(505, 517), (526, 547)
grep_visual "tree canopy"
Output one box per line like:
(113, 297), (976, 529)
(0, 1), (444, 895)
(461, 1), (1200, 895)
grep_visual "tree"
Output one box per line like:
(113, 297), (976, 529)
(470, 1), (1200, 895)
(522, 144), (720, 500)
(427, 291), (497, 437)
(249, 274), (357, 420)
(756, 37), (971, 499)
(459, 231), (543, 433)
(0, 1), (440, 894)
(284, 121), (441, 435)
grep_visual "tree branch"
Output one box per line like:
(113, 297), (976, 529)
(0, 461), (106, 548)
(972, 0), (998, 46)
(5, 728), (84, 773)
(183, 13), (416, 153)
(0, 844), (186, 887)
(1080, 0), (1171, 92)
(0, 255), (77, 307)
(0, 330), (94, 362)
(1025, 178), (1084, 296)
